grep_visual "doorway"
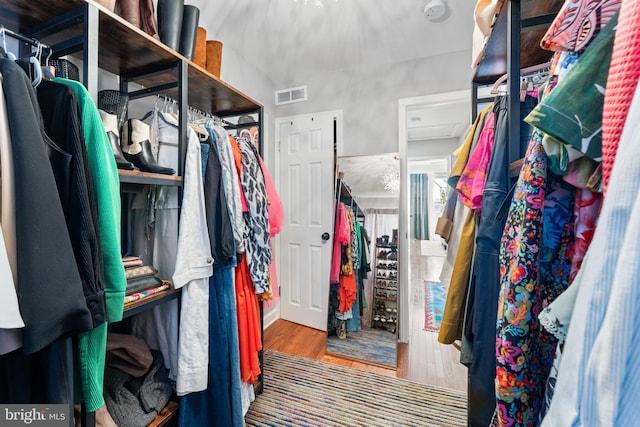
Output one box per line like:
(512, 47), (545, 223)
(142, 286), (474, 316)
(396, 90), (468, 389)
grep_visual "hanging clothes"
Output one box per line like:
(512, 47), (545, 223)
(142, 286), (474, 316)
(493, 134), (576, 427)
(209, 124), (246, 254)
(172, 126), (213, 396)
(541, 0), (621, 53)
(541, 70), (640, 427)
(456, 111), (496, 210)
(466, 92), (537, 427)
(602, 0), (640, 192)
(0, 75), (22, 336)
(0, 61), (91, 354)
(238, 137), (271, 294)
(235, 255), (262, 385)
(331, 202), (350, 284)
(37, 80), (106, 329)
(438, 103), (493, 345)
(61, 77), (127, 413)
(179, 266), (243, 427)
(129, 110), (182, 381)
(259, 155), (284, 308)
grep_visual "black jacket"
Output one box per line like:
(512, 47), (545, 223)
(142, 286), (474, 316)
(37, 80), (107, 328)
(0, 59), (92, 355)
(203, 137), (235, 267)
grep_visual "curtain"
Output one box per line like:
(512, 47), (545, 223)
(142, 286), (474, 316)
(362, 209), (398, 328)
(411, 173), (430, 240)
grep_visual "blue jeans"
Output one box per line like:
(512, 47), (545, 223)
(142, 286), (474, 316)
(179, 265), (243, 427)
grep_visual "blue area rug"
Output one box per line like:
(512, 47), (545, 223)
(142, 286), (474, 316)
(326, 327), (396, 367)
(424, 281), (447, 332)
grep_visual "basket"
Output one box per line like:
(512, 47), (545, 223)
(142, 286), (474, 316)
(97, 90), (129, 128)
(49, 59), (79, 81)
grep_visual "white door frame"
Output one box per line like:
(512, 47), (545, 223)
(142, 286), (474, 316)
(397, 90), (468, 343)
(269, 110), (343, 328)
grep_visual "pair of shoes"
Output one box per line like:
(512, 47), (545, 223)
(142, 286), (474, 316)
(377, 251), (388, 259)
(122, 119), (175, 174)
(387, 251), (398, 260)
(100, 111), (175, 175)
(100, 110), (134, 170)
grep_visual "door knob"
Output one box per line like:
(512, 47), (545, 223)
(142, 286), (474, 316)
(321, 232), (330, 241)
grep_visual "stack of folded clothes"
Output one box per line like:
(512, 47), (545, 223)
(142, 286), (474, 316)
(122, 256), (172, 305)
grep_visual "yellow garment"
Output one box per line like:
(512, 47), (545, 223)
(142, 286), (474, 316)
(438, 209), (476, 344)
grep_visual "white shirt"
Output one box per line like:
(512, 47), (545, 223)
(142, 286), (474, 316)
(173, 126), (214, 395)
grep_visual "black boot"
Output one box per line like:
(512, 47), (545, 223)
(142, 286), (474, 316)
(157, 0), (184, 51)
(121, 119), (175, 175)
(99, 110), (134, 170)
(178, 5), (199, 60)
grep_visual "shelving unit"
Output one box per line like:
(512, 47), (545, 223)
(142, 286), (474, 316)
(0, 1), (265, 425)
(371, 243), (398, 333)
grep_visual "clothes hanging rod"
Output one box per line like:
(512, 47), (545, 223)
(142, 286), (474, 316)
(0, 25), (50, 51)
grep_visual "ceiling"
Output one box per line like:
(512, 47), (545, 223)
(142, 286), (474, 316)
(188, 0), (476, 88)
(406, 99), (470, 141)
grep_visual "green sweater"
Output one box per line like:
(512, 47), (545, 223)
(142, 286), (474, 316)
(60, 78), (126, 411)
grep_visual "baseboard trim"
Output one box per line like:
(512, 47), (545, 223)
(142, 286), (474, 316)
(263, 305), (280, 330)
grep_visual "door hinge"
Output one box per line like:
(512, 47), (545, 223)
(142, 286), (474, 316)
(277, 139), (281, 151)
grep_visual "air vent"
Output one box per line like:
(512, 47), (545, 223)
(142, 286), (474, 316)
(275, 86), (308, 105)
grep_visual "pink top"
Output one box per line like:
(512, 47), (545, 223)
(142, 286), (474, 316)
(330, 203), (351, 284)
(456, 111), (495, 210)
(258, 156), (284, 237)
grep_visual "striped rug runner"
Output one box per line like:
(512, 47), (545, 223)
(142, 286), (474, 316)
(246, 351), (467, 426)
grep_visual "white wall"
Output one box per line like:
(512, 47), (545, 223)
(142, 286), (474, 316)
(275, 49), (473, 156)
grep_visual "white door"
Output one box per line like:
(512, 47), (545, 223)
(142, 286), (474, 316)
(276, 111), (338, 331)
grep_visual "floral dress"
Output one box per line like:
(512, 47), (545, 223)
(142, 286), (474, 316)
(493, 133), (575, 427)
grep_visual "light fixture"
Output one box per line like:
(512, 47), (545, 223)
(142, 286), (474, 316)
(382, 166), (400, 193)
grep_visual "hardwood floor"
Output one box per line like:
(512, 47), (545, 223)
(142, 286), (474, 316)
(264, 239), (467, 391)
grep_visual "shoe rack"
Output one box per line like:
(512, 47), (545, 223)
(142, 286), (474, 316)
(0, 0), (264, 424)
(372, 239), (398, 333)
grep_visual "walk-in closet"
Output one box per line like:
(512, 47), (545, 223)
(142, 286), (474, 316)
(0, 0), (635, 426)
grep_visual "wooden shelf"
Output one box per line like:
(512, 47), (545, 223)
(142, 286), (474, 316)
(122, 288), (181, 320)
(473, 0), (564, 83)
(118, 169), (183, 186)
(149, 400), (179, 427)
(0, 0), (262, 115)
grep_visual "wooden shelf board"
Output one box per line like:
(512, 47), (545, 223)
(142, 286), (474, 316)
(122, 288), (181, 320)
(473, 0), (564, 83)
(118, 169), (183, 186)
(0, 0), (262, 115)
(149, 400), (179, 427)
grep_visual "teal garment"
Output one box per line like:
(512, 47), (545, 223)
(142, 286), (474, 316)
(59, 79), (125, 412)
(525, 12), (619, 161)
(59, 78), (126, 321)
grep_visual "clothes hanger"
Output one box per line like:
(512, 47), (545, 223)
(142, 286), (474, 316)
(490, 61), (552, 95)
(0, 26), (17, 60)
(41, 44), (55, 80)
